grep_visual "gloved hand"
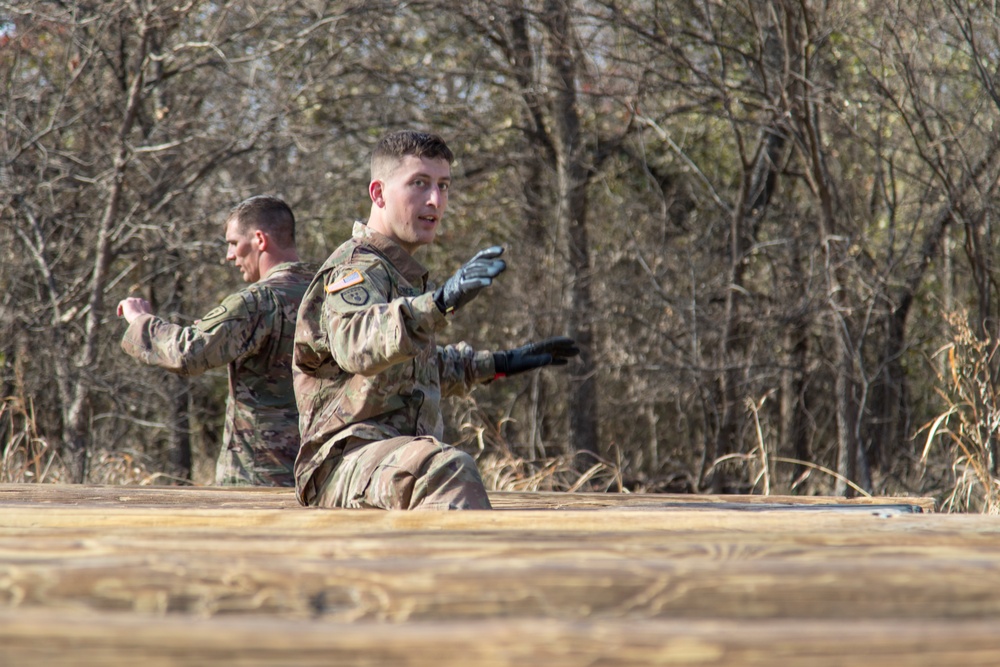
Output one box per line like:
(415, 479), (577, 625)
(434, 246), (506, 314)
(493, 336), (580, 378)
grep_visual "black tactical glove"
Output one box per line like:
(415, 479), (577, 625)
(493, 336), (581, 378)
(434, 246), (506, 314)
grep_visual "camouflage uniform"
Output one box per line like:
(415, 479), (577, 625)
(121, 262), (313, 487)
(293, 223), (494, 510)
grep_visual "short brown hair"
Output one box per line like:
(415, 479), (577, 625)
(227, 195), (296, 248)
(371, 130), (454, 180)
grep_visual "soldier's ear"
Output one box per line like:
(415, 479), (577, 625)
(370, 180), (385, 207)
(253, 229), (269, 251)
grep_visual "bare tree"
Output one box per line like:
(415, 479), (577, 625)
(5, 0), (1000, 500)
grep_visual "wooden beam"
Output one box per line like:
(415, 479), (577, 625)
(0, 506), (978, 535)
(0, 484), (986, 665)
(2, 539), (1000, 619)
(1, 610), (998, 666)
(5, 523), (994, 558)
(489, 490), (936, 512)
(0, 484), (298, 509)
(0, 484), (937, 512)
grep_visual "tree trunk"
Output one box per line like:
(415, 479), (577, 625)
(166, 374), (192, 482)
(541, 0), (600, 466)
(869, 138), (1000, 472)
(833, 327), (858, 498)
(60, 15), (151, 482)
(706, 118), (787, 491)
(781, 316), (811, 492)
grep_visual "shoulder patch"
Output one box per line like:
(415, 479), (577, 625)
(200, 305), (228, 322)
(195, 291), (251, 331)
(326, 270), (364, 294)
(340, 285), (370, 306)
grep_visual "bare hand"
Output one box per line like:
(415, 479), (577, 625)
(117, 297), (153, 323)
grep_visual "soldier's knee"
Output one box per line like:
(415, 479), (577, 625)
(443, 448), (479, 473)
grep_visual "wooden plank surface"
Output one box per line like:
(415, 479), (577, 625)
(0, 483), (937, 512)
(0, 506), (997, 621)
(0, 483), (299, 509)
(0, 483), (987, 666)
(1, 546), (999, 620)
(1, 609), (999, 667)
(488, 489), (936, 512)
(6, 520), (995, 556)
(0, 505), (976, 535)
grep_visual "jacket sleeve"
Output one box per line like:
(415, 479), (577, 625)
(437, 342), (496, 397)
(120, 289), (263, 376)
(321, 262), (448, 377)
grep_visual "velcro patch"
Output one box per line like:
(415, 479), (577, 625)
(326, 270), (364, 294)
(200, 305), (228, 322)
(340, 285), (370, 306)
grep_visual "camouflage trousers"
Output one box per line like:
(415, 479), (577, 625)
(311, 436), (492, 510)
(215, 437), (297, 487)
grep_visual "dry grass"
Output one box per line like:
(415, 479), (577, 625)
(705, 395), (873, 498)
(457, 408), (625, 493)
(1, 397), (158, 485)
(917, 311), (1000, 514)
(478, 447), (624, 493)
(0, 397), (60, 483)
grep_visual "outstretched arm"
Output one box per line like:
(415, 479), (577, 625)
(433, 246), (506, 314)
(492, 336), (580, 379)
(119, 291), (261, 376)
(117, 297), (153, 323)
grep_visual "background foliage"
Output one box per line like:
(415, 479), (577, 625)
(3, 0), (1000, 509)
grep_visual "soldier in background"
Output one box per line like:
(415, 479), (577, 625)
(117, 195), (313, 487)
(293, 130), (579, 510)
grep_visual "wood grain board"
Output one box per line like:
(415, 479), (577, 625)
(0, 483), (937, 511)
(0, 483), (993, 665)
(2, 610), (1000, 667)
(4, 609), (1000, 667)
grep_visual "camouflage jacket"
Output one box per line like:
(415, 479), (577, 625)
(292, 223), (495, 504)
(121, 261), (314, 486)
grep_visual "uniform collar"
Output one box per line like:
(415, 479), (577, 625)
(262, 261), (308, 279)
(352, 221), (429, 285)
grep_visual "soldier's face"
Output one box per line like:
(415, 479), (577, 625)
(225, 217), (262, 283)
(369, 155), (450, 254)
